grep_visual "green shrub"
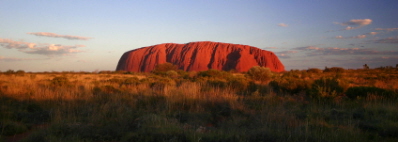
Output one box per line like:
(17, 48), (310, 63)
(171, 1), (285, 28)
(102, 85), (121, 94)
(228, 76), (250, 93)
(165, 70), (179, 78)
(98, 70), (113, 74)
(308, 77), (343, 100)
(324, 67), (345, 73)
(307, 68), (323, 74)
(346, 86), (396, 100)
(246, 66), (273, 83)
(122, 77), (140, 86)
(283, 70), (302, 78)
(114, 70), (128, 74)
(270, 78), (311, 94)
(4, 70), (15, 75)
(108, 77), (123, 84)
(51, 76), (70, 87)
(152, 62), (178, 73)
(197, 69), (232, 79)
(206, 78), (228, 88)
(15, 70), (25, 76)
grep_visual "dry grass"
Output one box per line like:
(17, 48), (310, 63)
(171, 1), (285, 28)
(0, 68), (397, 141)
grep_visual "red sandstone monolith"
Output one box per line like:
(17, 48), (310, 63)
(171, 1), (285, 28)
(116, 41), (284, 72)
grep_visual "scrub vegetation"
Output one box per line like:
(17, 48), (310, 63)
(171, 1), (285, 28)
(1, 65), (398, 142)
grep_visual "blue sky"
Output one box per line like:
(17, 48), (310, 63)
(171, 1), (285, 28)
(1, 0), (398, 72)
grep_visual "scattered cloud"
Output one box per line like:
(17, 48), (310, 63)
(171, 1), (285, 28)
(0, 38), (36, 49)
(275, 50), (298, 58)
(335, 35), (367, 39)
(294, 46), (322, 51)
(24, 44), (85, 55)
(264, 47), (278, 49)
(353, 35), (367, 39)
(292, 46), (398, 56)
(335, 19), (372, 30)
(375, 28), (398, 32)
(335, 36), (344, 39)
(372, 36), (398, 44)
(344, 26), (357, 30)
(278, 23), (288, 27)
(338, 19), (372, 26)
(27, 32), (91, 40)
(368, 32), (379, 35)
(0, 38), (85, 56)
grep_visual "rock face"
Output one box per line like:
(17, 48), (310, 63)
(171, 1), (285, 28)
(116, 41), (285, 72)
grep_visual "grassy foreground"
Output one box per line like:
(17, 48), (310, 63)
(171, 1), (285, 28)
(1, 67), (398, 142)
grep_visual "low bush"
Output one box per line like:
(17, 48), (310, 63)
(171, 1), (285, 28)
(121, 77), (140, 86)
(197, 69), (232, 79)
(228, 76), (251, 94)
(151, 62), (179, 76)
(270, 78), (311, 94)
(206, 78), (228, 88)
(307, 77), (343, 100)
(51, 76), (70, 87)
(4, 70), (15, 76)
(324, 67), (345, 73)
(346, 86), (396, 100)
(307, 68), (323, 74)
(165, 70), (179, 78)
(246, 66), (273, 83)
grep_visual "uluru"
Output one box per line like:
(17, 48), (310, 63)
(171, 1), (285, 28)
(116, 41), (285, 72)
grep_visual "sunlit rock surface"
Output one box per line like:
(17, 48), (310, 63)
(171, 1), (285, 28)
(116, 41), (285, 72)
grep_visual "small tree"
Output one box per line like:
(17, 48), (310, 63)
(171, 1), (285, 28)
(5, 69), (15, 74)
(246, 66), (273, 84)
(363, 64), (369, 69)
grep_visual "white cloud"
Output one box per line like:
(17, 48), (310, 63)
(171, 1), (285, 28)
(0, 38), (36, 49)
(345, 26), (358, 30)
(335, 35), (367, 39)
(0, 38), (85, 56)
(27, 32), (91, 40)
(353, 35), (367, 39)
(335, 19), (372, 30)
(369, 32), (379, 35)
(276, 50), (298, 58)
(340, 19), (372, 26)
(335, 35), (343, 39)
(278, 23), (288, 27)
